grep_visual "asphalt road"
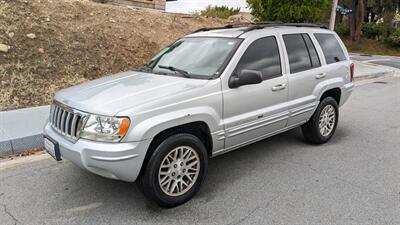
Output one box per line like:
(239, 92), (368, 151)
(1, 76), (400, 225)
(351, 54), (400, 69)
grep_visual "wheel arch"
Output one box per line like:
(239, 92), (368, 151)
(313, 77), (344, 105)
(138, 121), (213, 179)
(320, 87), (341, 104)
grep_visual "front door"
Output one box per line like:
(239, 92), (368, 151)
(222, 35), (289, 149)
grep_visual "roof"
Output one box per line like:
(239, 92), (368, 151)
(186, 23), (334, 39)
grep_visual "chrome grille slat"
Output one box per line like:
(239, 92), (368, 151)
(71, 114), (78, 137)
(56, 107), (62, 129)
(65, 112), (71, 136)
(52, 106), (58, 125)
(60, 110), (66, 134)
(49, 102), (86, 141)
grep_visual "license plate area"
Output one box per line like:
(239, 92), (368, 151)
(44, 135), (61, 161)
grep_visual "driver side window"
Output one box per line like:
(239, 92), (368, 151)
(235, 36), (282, 80)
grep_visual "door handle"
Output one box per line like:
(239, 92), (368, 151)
(271, 83), (287, 91)
(315, 73), (327, 79)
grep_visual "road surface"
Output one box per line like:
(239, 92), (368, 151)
(1, 76), (400, 225)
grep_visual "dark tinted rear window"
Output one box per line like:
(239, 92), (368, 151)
(303, 34), (321, 68)
(283, 34), (313, 73)
(314, 33), (346, 64)
(236, 36), (281, 80)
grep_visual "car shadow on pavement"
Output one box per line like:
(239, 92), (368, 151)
(54, 126), (350, 214)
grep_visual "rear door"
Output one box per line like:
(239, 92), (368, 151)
(314, 33), (351, 105)
(222, 35), (289, 149)
(281, 33), (326, 126)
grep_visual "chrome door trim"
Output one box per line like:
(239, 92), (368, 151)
(226, 111), (290, 138)
(212, 120), (307, 157)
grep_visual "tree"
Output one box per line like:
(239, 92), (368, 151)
(341, 0), (399, 42)
(199, 5), (240, 19)
(349, 0), (365, 42)
(246, 0), (330, 23)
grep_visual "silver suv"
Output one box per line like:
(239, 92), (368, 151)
(43, 23), (354, 207)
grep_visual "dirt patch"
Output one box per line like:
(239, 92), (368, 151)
(0, 147), (45, 160)
(0, 0), (225, 111)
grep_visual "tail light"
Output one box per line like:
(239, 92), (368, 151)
(350, 63), (355, 82)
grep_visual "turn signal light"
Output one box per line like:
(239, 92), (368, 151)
(118, 118), (130, 136)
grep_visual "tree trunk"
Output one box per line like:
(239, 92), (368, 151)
(354, 0), (364, 42)
(350, 0), (364, 43)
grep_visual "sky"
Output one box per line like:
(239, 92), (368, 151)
(165, 0), (249, 14)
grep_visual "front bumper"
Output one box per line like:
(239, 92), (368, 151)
(43, 123), (152, 182)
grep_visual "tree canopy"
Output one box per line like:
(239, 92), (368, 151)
(199, 5), (240, 19)
(246, 0), (330, 23)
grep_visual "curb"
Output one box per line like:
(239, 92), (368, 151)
(353, 61), (397, 80)
(0, 134), (44, 156)
(354, 69), (395, 81)
(0, 105), (49, 156)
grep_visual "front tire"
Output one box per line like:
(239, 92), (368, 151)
(301, 97), (339, 144)
(140, 133), (208, 208)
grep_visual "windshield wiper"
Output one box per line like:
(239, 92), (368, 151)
(138, 64), (153, 72)
(158, 65), (191, 78)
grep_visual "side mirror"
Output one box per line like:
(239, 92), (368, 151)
(229, 69), (263, 88)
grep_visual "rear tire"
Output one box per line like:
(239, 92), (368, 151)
(301, 97), (339, 144)
(140, 133), (208, 208)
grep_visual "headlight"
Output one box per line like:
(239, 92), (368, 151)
(80, 115), (130, 142)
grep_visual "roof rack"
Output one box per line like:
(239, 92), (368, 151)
(192, 24), (250, 33)
(192, 22), (328, 35)
(244, 22), (328, 32)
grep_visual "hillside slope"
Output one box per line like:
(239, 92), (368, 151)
(0, 0), (224, 111)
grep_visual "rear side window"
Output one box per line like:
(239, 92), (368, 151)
(283, 33), (320, 74)
(303, 34), (321, 68)
(314, 33), (346, 64)
(235, 36), (281, 80)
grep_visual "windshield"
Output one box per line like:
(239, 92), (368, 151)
(146, 37), (240, 78)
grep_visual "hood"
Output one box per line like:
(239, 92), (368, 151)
(55, 71), (209, 115)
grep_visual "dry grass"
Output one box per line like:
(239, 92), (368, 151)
(342, 37), (400, 57)
(0, 0), (225, 111)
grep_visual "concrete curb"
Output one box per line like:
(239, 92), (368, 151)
(353, 61), (397, 80)
(0, 134), (44, 156)
(0, 105), (49, 156)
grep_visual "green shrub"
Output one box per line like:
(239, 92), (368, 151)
(335, 23), (350, 36)
(200, 5), (240, 19)
(385, 29), (400, 47)
(363, 22), (394, 40)
(362, 23), (381, 39)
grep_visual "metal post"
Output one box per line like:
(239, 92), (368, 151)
(329, 0), (339, 30)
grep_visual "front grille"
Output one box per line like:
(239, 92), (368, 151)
(49, 102), (85, 140)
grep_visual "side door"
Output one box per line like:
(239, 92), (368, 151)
(281, 33), (325, 126)
(222, 35), (289, 149)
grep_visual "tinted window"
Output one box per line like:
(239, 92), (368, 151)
(303, 34), (321, 68)
(314, 33), (346, 64)
(236, 36), (281, 80)
(283, 34), (312, 73)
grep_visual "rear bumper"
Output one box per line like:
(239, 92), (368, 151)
(340, 82), (354, 107)
(43, 123), (152, 182)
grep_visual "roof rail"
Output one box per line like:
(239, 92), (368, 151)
(192, 24), (235, 33)
(192, 22), (328, 35)
(191, 23), (256, 33)
(242, 22), (328, 32)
